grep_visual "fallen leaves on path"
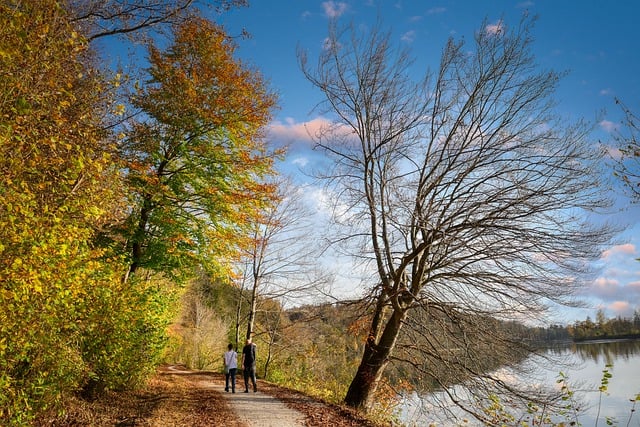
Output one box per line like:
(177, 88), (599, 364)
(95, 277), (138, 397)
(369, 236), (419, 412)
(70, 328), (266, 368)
(35, 365), (389, 427)
(36, 368), (243, 427)
(258, 380), (387, 427)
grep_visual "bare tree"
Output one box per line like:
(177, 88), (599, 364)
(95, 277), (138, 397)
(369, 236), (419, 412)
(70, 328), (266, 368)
(176, 285), (228, 370)
(612, 98), (640, 202)
(234, 178), (332, 363)
(299, 17), (615, 419)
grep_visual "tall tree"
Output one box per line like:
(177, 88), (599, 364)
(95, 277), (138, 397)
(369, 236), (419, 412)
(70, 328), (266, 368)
(234, 178), (330, 349)
(119, 17), (279, 283)
(299, 18), (615, 418)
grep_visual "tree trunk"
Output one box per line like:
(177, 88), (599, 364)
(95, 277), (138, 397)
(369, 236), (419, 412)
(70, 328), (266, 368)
(344, 306), (406, 409)
(246, 274), (258, 340)
(123, 204), (149, 283)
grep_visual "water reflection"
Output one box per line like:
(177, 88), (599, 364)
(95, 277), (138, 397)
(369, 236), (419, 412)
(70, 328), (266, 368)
(547, 339), (640, 363)
(400, 340), (640, 427)
(571, 339), (640, 364)
(536, 339), (640, 427)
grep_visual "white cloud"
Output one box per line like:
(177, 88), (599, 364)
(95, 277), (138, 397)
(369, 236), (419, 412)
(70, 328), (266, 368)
(401, 30), (416, 43)
(599, 88), (613, 96)
(427, 7), (447, 15)
(587, 266), (640, 314)
(268, 117), (331, 147)
(301, 185), (334, 219)
(629, 280), (640, 292)
(608, 300), (634, 317)
(427, 7), (446, 15)
(300, 182), (354, 225)
(590, 277), (621, 298)
(322, 36), (341, 51)
(485, 20), (504, 35)
(268, 116), (356, 149)
(322, 1), (347, 18)
(605, 145), (623, 160)
(517, 1), (535, 8)
(599, 119), (618, 133)
(291, 156), (309, 168)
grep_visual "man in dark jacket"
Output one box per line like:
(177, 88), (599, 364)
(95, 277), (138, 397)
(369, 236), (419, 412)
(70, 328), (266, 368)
(241, 337), (257, 393)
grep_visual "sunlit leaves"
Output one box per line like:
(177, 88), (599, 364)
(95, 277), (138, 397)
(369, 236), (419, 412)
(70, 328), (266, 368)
(1, 1), (280, 423)
(120, 17), (280, 281)
(0, 1), (169, 423)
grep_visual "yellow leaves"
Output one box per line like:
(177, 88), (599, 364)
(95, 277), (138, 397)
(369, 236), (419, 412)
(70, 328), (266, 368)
(83, 205), (105, 222)
(0, 2), (168, 423)
(58, 243), (69, 256)
(112, 72), (123, 88)
(114, 104), (126, 116)
(40, 23), (49, 38)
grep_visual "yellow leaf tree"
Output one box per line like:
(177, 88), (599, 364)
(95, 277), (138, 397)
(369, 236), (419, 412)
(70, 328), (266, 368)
(118, 17), (281, 283)
(0, 1), (175, 423)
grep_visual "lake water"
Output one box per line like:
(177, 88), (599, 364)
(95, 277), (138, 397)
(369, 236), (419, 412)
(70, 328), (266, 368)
(399, 339), (640, 426)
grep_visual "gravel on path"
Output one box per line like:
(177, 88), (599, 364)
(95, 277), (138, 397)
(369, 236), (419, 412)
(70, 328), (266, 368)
(212, 381), (306, 427)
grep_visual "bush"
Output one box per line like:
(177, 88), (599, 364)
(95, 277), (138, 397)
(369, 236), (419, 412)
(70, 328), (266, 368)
(163, 283), (229, 371)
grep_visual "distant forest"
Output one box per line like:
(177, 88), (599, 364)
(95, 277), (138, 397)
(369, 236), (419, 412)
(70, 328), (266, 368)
(526, 309), (640, 343)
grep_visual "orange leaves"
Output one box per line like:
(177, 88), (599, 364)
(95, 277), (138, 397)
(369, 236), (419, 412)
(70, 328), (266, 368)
(121, 17), (281, 281)
(348, 315), (373, 339)
(138, 18), (276, 134)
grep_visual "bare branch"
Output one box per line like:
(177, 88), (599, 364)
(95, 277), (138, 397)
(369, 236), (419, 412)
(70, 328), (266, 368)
(300, 15), (616, 417)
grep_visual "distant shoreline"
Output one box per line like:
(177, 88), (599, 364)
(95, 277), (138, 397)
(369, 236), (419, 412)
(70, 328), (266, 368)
(572, 334), (640, 343)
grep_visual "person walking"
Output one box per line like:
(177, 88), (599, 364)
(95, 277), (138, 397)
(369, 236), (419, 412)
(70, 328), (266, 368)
(223, 343), (237, 393)
(241, 337), (257, 393)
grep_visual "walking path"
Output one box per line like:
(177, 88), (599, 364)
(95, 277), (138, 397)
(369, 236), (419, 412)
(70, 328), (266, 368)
(205, 378), (306, 427)
(158, 365), (379, 427)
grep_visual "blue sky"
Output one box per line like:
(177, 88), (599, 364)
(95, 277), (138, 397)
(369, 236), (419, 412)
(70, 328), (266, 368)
(92, 1), (639, 323)
(208, 1), (640, 324)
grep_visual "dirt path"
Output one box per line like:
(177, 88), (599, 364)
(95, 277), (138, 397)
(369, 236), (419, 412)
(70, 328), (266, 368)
(169, 365), (306, 427)
(36, 365), (387, 426)
(215, 383), (306, 426)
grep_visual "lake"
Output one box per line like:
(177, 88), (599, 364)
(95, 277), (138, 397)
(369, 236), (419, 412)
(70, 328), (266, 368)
(399, 339), (640, 426)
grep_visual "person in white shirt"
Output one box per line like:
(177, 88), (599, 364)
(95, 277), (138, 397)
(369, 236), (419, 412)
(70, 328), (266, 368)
(223, 343), (238, 393)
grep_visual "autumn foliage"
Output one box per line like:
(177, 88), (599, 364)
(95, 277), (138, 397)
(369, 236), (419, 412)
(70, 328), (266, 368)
(119, 17), (279, 281)
(0, 1), (278, 424)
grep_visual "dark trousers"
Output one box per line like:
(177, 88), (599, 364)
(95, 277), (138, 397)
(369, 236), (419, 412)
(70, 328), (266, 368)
(225, 368), (237, 392)
(243, 365), (257, 391)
